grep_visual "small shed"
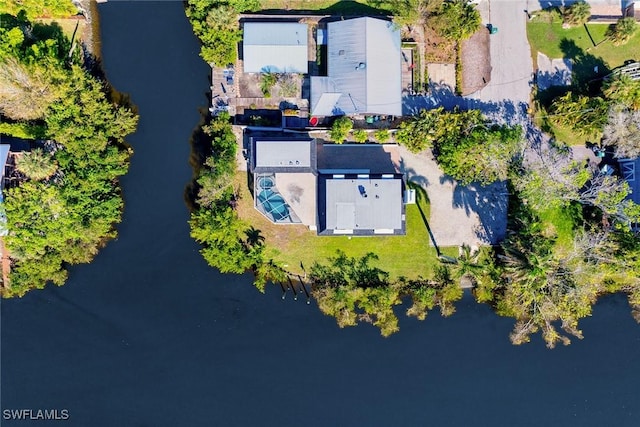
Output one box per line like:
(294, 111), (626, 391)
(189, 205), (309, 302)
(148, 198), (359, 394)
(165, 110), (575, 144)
(243, 22), (309, 74)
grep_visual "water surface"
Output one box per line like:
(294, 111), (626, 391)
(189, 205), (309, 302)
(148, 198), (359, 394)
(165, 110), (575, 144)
(2, 2), (640, 426)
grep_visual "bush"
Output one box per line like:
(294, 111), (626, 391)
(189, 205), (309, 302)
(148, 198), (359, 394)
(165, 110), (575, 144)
(432, 0), (481, 41)
(352, 129), (368, 143)
(329, 116), (353, 143)
(260, 73), (277, 98)
(374, 128), (390, 143)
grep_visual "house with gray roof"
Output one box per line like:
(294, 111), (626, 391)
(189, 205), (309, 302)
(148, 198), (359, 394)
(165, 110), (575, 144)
(310, 17), (402, 117)
(248, 135), (405, 235)
(317, 173), (405, 235)
(242, 22), (309, 74)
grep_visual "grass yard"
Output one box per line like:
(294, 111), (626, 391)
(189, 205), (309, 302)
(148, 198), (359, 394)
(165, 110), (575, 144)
(234, 172), (456, 279)
(258, 0), (389, 15)
(538, 204), (582, 257)
(527, 21), (640, 71)
(533, 110), (601, 146)
(36, 18), (86, 43)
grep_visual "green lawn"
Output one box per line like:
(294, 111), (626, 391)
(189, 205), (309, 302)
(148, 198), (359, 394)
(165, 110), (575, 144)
(236, 173), (456, 279)
(528, 15), (639, 145)
(538, 204), (581, 256)
(533, 109), (601, 146)
(527, 21), (640, 71)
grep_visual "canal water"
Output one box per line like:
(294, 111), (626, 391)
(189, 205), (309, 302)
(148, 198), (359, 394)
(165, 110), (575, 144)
(2, 2), (640, 426)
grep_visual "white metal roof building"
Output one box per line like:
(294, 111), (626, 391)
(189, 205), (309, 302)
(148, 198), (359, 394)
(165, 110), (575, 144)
(311, 17), (402, 117)
(242, 22), (309, 74)
(318, 173), (405, 235)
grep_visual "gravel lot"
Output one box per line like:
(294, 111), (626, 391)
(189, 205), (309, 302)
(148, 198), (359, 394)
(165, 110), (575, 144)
(398, 146), (508, 248)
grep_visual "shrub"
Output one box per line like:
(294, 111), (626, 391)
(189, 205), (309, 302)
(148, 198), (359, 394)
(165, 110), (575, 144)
(607, 17), (638, 46)
(374, 128), (390, 143)
(352, 129), (368, 143)
(260, 73), (277, 98)
(329, 116), (353, 143)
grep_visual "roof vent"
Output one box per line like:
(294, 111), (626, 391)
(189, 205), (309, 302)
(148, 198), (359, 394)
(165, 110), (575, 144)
(338, 50), (345, 56)
(356, 62), (366, 70)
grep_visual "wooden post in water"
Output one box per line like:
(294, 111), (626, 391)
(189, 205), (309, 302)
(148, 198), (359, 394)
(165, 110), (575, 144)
(297, 275), (310, 304)
(287, 275), (297, 301)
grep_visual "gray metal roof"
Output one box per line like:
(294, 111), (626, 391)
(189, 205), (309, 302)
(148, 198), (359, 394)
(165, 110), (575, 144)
(251, 138), (316, 173)
(243, 22), (308, 73)
(311, 17), (402, 117)
(323, 176), (403, 232)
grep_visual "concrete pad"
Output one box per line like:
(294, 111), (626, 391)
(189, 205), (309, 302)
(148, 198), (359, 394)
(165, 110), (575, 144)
(427, 63), (456, 90)
(537, 52), (572, 90)
(275, 173), (317, 227)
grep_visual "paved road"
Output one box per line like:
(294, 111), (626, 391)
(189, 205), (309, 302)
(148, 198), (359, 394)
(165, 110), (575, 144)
(469, 0), (533, 110)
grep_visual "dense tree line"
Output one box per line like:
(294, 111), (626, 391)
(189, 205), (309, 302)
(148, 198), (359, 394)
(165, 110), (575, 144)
(310, 251), (463, 336)
(0, 15), (137, 296)
(188, 113), (286, 292)
(396, 107), (523, 185)
(185, 0), (259, 66)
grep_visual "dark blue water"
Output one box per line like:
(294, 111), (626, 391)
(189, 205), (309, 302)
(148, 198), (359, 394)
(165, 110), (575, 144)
(2, 2), (640, 426)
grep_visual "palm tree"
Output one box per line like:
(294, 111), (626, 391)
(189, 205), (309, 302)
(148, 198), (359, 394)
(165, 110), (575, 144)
(15, 148), (58, 181)
(562, 1), (591, 27)
(608, 17), (638, 46)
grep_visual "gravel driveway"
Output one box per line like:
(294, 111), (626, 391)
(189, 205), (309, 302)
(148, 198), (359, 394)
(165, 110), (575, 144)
(399, 146), (508, 248)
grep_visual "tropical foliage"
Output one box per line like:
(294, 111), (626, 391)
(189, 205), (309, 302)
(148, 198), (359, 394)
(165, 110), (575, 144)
(310, 251), (464, 336)
(607, 17), (638, 46)
(549, 92), (608, 137)
(185, 0), (260, 66)
(432, 0), (481, 41)
(603, 73), (640, 111)
(0, 0), (77, 20)
(188, 113), (286, 292)
(561, 1), (590, 27)
(368, 0), (443, 26)
(397, 108), (522, 185)
(328, 116), (353, 143)
(0, 17), (137, 297)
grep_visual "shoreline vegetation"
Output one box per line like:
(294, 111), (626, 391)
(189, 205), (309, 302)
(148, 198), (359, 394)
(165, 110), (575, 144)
(185, 0), (640, 346)
(0, 3), (138, 297)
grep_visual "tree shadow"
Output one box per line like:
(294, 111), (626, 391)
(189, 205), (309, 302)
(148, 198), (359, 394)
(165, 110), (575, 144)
(451, 181), (509, 244)
(184, 107), (217, 211)
(399, 160), (430, 189)
(558, 38), (609, 94)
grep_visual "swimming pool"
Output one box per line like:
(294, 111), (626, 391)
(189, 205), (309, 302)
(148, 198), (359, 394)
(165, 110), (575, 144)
(258, 190), (289, 221)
